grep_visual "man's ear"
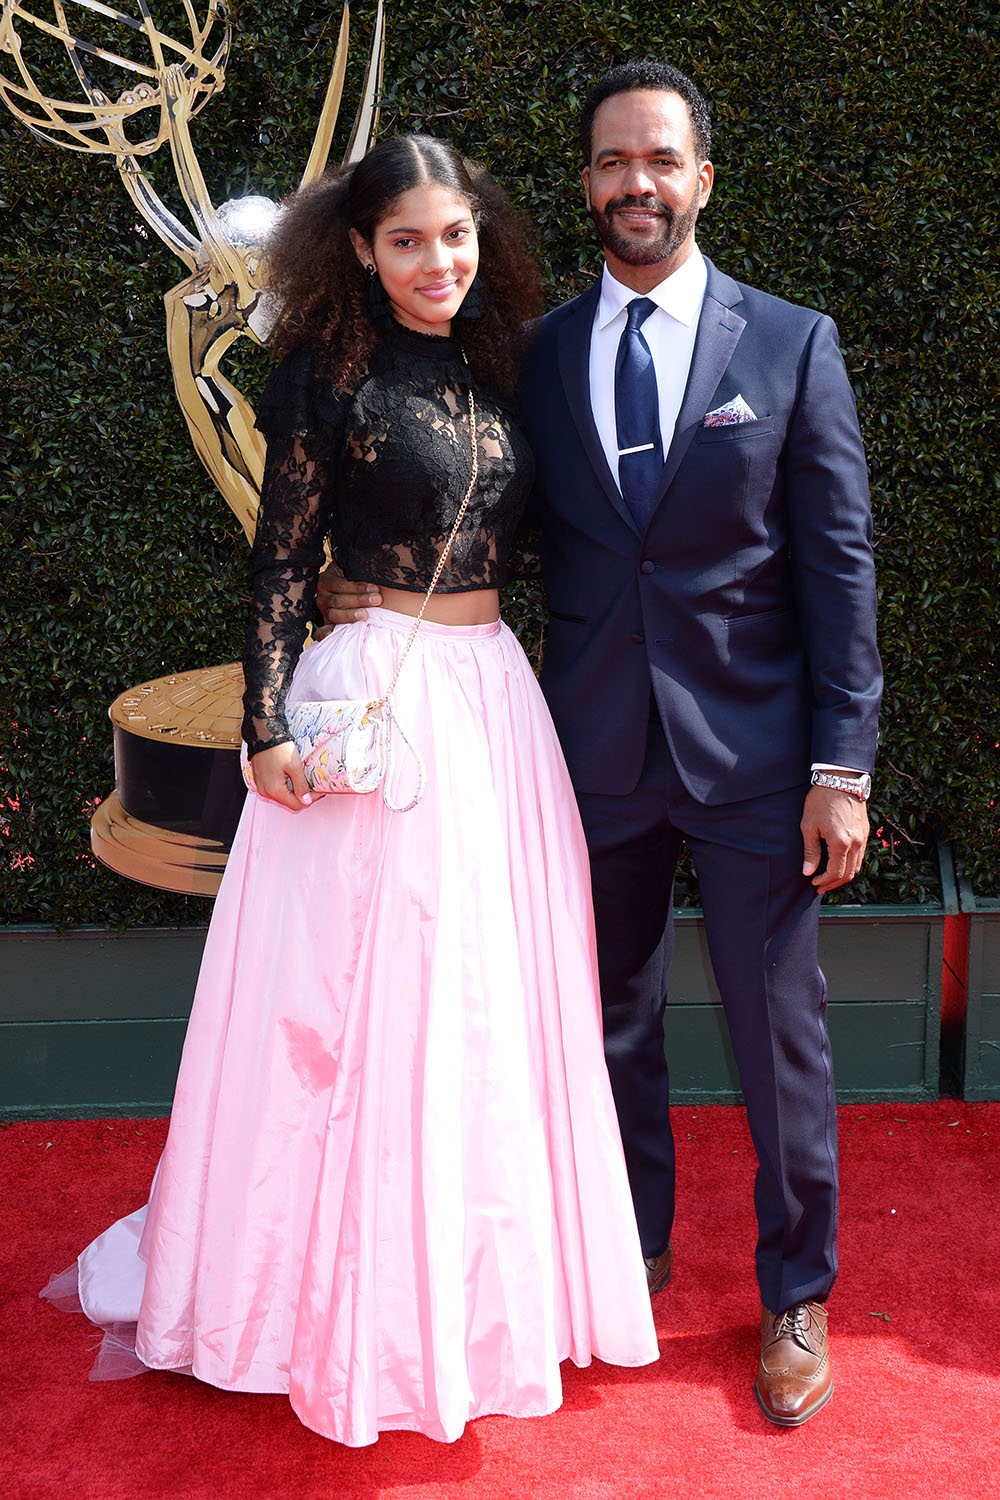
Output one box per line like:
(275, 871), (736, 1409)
(581, 165), (591, 211)
(349, 228), (373, 269)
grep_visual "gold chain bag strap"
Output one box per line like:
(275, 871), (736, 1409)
(246, 375), (480, 814)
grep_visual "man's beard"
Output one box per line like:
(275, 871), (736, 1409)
(590, 188), (700, 267)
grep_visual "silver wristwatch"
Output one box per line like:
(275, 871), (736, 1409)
(810, 770), (872, 802)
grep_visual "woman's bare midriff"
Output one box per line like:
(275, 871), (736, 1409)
(377, 585), (500, 625)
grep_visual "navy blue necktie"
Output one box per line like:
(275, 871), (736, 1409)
(614, 297), (662, 530)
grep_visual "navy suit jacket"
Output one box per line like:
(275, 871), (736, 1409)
(518, 257), (883, 804)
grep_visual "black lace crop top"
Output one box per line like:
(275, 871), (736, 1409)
(241, 322), (536, 757)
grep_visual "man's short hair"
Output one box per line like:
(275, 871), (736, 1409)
(578, 61), (712, 165)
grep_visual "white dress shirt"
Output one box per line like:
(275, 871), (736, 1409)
(589, 246), (708, 484)
(589, 247), (864, 785)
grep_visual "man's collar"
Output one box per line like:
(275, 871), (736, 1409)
(596, 246), (708, 331)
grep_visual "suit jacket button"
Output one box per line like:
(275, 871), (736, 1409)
(631, 633), (645, 645)
(640, 560), (655, 575)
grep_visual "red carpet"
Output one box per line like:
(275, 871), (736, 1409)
(4, 1103), (999, 1500)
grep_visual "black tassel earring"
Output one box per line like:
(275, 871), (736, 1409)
(365, 262), (394, 328)
(458, 273), (483, 320)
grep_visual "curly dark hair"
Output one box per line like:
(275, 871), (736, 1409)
(578, 61), (712, 165)
(264, 135), (542, 398)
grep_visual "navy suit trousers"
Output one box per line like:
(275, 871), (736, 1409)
(576, 713), (838, 1314)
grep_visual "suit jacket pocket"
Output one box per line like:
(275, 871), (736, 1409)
(723, 605), (795, 629)
(695, 416), (776, 444)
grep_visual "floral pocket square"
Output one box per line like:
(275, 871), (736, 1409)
(702, 394), (758, 427)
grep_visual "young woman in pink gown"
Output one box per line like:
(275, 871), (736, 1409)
(45, 135), (658, 1446)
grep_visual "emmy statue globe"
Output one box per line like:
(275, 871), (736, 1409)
(0, 0), (385, 894)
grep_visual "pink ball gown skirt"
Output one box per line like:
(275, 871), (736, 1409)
(46, 609), (658, 1445)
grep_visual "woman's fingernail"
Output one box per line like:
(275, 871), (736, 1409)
(301, 793), (313, 806)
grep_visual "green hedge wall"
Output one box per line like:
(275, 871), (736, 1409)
(2, 0), (997, 925)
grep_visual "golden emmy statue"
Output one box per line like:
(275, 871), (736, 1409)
(1, 0), (385, 895)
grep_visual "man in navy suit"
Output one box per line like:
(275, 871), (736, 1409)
(321, 61), (882, 1427)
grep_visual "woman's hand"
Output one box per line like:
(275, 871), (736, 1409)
(249, 742), (314, 810)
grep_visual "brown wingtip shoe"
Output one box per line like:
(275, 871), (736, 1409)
(643, 1242), (673, 1295)
(754, 1300), (833, 1427)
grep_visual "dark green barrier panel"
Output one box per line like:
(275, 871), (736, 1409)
(668, 906), (945, 1104)
(0, 927), (205, 1118)
(0, 886), (953, 1117)
(956, 880), (1000, 1103)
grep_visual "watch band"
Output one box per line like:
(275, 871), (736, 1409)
(810, 770), (872, 802)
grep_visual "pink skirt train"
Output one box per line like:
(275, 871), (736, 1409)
(48, 609), (658, 1445)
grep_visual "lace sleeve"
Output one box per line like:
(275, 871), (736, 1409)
(241, 431), (335, 757)
(504, 489), (542, 580)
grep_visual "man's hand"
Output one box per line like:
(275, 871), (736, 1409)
(800, 785), (870, 893)
(316, 563), (382, 637)
(249, 742), (313, 811)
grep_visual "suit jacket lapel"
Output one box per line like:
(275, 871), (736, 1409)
(556, 284), (640, 535)
(655, 259), (747, 503)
